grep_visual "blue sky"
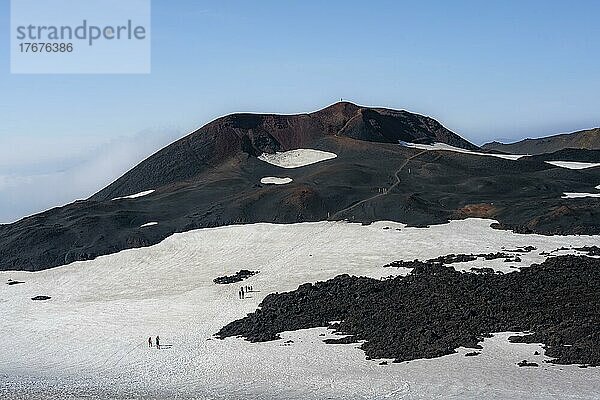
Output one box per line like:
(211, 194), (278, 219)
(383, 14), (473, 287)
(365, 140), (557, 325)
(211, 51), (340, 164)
(1, 0), (599, 221)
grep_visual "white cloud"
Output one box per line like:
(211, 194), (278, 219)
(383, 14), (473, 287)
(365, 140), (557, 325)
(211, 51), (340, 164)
(0, 127), (182, 224)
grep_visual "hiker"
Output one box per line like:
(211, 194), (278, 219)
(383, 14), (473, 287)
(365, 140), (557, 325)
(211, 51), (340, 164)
(148, 336), (153, 348)
(156, 335), (160, 350)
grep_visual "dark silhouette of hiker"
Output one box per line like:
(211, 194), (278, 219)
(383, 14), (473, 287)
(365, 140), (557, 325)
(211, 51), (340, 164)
(156, 335), (160, 350)
(148, 337), (153, 348)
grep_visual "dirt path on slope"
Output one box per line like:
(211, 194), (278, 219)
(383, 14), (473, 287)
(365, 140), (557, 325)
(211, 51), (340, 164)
(330, 149), (429, 220)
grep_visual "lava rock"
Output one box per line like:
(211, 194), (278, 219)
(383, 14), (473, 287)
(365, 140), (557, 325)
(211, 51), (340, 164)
(218, 256), (600, 366)
(213, 270), (259, 284)
(427, 254), (478, 264)
(383, 260), (427, 269)
(31, 296), (51, 301)
(517, 360), (539, 367)
(470, 267), (496, 274)
(574, 246), (600, 256)
(477, 252), (511, 260)
(506, 246), (536, 253)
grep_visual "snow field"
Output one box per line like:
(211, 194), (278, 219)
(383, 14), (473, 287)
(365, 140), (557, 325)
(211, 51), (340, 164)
(400, 142), (526, 160)
(2, 219), (600, 399)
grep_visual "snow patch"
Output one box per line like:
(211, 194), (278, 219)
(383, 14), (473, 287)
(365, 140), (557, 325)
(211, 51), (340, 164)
(258, 149), (337, 168)
(140, 222), (158, 228)
(261, 177), (293, 185)
(401, 142), (525, 160)
(112, 189), (155, 201)
(545, 161), (600, 170)
(562, 193), (600, 199)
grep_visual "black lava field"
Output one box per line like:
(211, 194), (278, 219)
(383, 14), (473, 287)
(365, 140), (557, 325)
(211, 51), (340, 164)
(218, 255), (600, 366)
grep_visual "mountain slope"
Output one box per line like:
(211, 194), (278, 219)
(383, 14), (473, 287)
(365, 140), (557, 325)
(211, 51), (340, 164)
(91, 102), (478, 201)
(483, 128), (600, 155)
(1, 103), (599, 272)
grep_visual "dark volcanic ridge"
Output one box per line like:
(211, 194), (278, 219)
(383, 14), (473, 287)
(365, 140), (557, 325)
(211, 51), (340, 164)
(91, 101), (478, 202)
(483, 127), (600, 155)
(2, 102), (600, 272)
(526, 148), (600, 163)
(217, 255), (600, 367)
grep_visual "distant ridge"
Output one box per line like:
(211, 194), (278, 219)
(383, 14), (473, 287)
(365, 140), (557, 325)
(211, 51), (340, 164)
(483, 128), (600, 155)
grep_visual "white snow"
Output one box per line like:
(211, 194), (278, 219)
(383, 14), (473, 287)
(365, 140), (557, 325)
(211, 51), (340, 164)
(261, 176), (293, 185)
(2, 218), (600, 399)
(545, 161), (600, 170)
(112, 189), (155, 201)
(562, 192), (600, 199)
(140, 222), (158, 228)
(258, 149), (337, 168)
(562, 184), (600, 198)
(401, 142), (526, 160)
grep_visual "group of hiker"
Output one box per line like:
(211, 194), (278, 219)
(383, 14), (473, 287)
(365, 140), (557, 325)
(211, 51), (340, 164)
(148, 335), (161, 349)
(146, 283), (256, 350)
(238, 284), (253, 299)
